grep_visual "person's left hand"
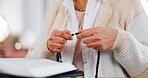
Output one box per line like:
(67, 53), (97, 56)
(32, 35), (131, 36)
(77, 27), (118, 51)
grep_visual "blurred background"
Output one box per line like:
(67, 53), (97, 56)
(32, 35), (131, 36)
(0, 0), (58, 58)
(0, 0), (148, 58)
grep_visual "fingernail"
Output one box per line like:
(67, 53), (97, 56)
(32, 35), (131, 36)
(79, 30), (83, 33)
(65, 40), (67, 43)
(66, 31), (71, 34)
(69, 36), (73, 40)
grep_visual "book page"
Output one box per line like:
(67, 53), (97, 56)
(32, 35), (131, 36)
(0, 58), (77, 77)
(0, 58), (60, 68)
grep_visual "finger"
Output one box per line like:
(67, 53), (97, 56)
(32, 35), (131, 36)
(48, 42), (65, 49)
(54, 30), (73, 40)
(86, 42), (105, 51)
(93, 47), (104, 51)
(86, 42), (101, 48)
(82, 36), (100, 44)
(63, 29), (71, 34)
(47, 42), (64, 53)
(77, 28), (94, 39)
(51, 48), (63, 53)
(93, 47), (100, 51)
(49, 36), (67, 44)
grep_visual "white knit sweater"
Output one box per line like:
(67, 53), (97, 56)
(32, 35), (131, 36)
(26, 0), (148, 78)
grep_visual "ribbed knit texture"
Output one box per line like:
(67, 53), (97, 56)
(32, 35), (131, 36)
(113, 12), (148, 76)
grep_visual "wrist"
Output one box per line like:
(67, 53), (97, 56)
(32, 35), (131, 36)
(111, 28), (130, 52)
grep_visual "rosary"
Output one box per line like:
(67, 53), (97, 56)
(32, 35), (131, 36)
(70, 32), (80, 36)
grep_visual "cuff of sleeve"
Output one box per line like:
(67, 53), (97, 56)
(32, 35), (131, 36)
(111, 28), (130, 52)
(131, 69), (148, 78)
(112, 29), (148, 76)
(41, 39), (56, 60)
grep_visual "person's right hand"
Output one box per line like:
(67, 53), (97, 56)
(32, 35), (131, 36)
(47, 29), (73, 53)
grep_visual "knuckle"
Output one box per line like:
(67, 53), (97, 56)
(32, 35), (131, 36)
(48, 43), (53, 47)
(58, 44), (63, 48)
(82, 39), (86, 43)
(86, 44), (90, 48)
(52, 29), (60, 36)
(52, 30), (57, 34)
(50, 33), (55, 37)
(62, 39), (66, 43)
(60, 32), (64, 37)
(49, 37), (53, 41)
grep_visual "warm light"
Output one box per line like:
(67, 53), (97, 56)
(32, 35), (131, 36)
(15, 42), (22, 50)
(0, 16), (9, 42)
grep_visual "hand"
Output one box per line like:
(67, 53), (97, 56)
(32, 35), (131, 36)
(47, 29), (73, 53)
(77, 27), (118, 51)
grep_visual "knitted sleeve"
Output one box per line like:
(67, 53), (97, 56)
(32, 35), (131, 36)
(111, 0), (148, 77)
(112, 11), (148, 77)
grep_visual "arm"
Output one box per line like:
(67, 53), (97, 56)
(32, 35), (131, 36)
(112, 12), (148, 77)
(77, 11), (148, 77)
